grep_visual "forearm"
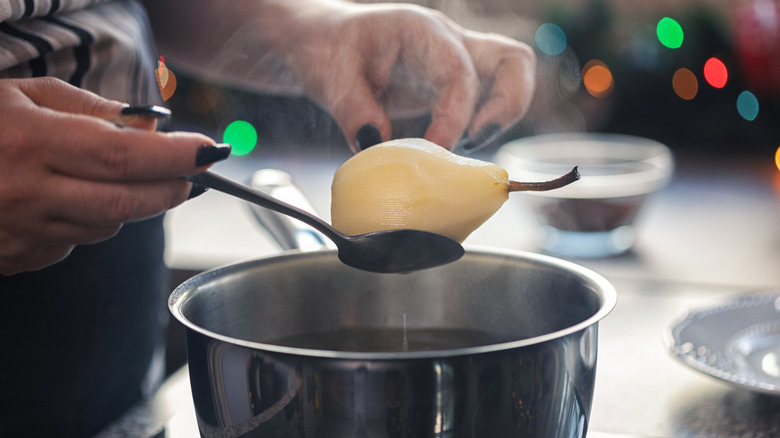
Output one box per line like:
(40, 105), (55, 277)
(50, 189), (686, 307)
(141, 0), (353, 93)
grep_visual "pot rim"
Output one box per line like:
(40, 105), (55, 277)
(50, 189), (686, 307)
(169, 247), (617, 360)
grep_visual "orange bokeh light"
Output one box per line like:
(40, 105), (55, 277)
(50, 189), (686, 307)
(155, 56), (176, 101)
(774, 146), (780, 195)
(775, 145), (780, 172)
(672, 68), (698, 100)
(582, 60), (614, 98)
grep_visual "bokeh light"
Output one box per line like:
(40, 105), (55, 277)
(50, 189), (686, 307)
(627, 35), (660, 70)
(775, 146), (780, 174)
(775, 147), (780, 193)
(775, 145), (780, 173)
(222, 120), (258, 156)
(535, 23), (567, 56)
(155, 56), (176, 101)
(703, 57), (728, 89)
(736, 91), (759, 121)
(672, 68), (698, 100)
(657, 17), (684, 49)
(582, 60), (614, 98)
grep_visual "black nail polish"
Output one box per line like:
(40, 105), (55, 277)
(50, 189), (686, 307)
(196, 143), (232, 166)
(121, 105), (172, 119)
(355, 125), (383, 150)
(187, 183), (209, 200)
(461, 124), (502, 153)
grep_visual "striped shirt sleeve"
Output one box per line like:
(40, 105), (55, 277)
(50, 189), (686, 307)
(0, 0), (113, 22)
(0, 0), (160, 104)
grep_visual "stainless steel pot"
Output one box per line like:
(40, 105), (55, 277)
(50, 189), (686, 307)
(170, 246), (616, 438)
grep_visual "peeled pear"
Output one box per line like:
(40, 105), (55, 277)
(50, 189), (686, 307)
(331, 138), (578, 243)
(331, 138), (505, 242)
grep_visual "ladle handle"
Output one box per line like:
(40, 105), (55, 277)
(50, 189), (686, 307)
(187, 171), (343, 242)
(249, 169), (336, 251)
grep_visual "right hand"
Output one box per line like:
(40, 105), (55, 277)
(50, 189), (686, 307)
(145, 0), (536, 153)
(274, 2), (537, 152)
(0, 77), (222, 276)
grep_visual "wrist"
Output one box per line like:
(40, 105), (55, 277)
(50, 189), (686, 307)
(250, 0), (355, 53)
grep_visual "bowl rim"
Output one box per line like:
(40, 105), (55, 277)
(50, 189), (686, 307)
(496, 132), (675, 198)
(498, 132), (670, 152)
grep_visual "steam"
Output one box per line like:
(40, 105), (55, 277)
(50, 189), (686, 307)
(403, 313), (409, 351)
(417, 0), (589, 135)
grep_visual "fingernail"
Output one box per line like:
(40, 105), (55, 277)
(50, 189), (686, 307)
(187, 183), (209, 200)
(120, 105), (172, 119)
(454, 124), (502, 153)
(355, 125), (383, 150)
(195, 143), (231, 166)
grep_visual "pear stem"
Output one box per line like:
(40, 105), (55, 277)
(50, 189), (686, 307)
(507, 166), (580, 192)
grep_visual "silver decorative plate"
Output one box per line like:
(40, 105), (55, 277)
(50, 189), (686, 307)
(667, 291), (780, 395)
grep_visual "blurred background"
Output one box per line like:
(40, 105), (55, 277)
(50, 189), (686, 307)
(160, 0), (780, 160)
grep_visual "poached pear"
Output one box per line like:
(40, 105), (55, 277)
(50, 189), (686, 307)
(331, 138), (578, 243)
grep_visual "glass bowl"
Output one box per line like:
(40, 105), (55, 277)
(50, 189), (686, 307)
(496, 133), (674, 258)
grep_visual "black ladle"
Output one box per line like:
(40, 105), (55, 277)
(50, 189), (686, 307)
(187, 171), (465, 273)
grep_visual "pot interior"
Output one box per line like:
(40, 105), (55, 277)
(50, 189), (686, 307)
(170, 249), (615, 357)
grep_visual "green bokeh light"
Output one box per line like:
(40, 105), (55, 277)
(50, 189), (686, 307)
(222, 120), (257, 156)
(657, 17), (683, 49)
(736, 91), (759, 121)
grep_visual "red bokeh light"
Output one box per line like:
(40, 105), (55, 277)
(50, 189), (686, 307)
(703, 57), (728, 89)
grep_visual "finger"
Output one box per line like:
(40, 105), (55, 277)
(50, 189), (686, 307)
(407, 33), (479, 149)
(9, 81), (225, 180)
(337, 83), (392, 153)
(311, 71), (392, 153)
(463, 32), (537, 135)
(16, 77), (168, 132)
(0, 244), (76, 276)
(1, 214), (122, 248)
(40, 221), (123, 246)
(34, 113), (224, 180)
(44, 176), (191, 225)
(15, 76), (127, 120)
(423, 72), (478, 149)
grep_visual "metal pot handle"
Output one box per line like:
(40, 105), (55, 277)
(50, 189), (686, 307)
(248, 169), (336, 252)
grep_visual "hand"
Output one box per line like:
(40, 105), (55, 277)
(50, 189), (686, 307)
(290, 4), (535, 150)
(145, 0), (536, 153)
(0, 77), (223, 275)
(276, 2), (537, 152)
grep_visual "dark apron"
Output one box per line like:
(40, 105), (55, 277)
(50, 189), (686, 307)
(0, 215), (168, 438)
